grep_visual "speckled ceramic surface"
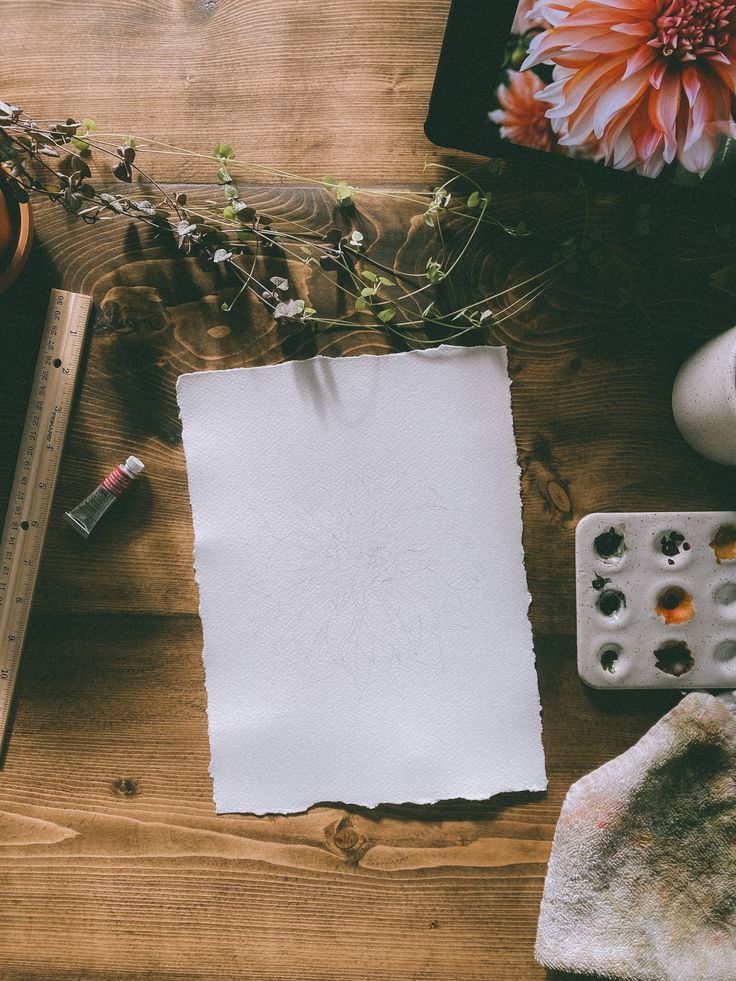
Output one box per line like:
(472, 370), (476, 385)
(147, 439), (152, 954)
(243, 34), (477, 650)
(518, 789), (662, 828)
(672, 326), (736, 466)
(576, 512), (736, 689)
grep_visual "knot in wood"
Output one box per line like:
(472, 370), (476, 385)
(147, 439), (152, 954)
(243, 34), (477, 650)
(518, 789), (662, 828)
(112, 778), (139, 797)
(333, 826), (360, 851)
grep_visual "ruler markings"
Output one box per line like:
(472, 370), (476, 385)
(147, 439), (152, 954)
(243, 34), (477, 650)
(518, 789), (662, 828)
(0, 289), (92, 754)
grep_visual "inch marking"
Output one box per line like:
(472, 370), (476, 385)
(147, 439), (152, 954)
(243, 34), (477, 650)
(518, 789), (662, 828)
(0, 290), (92, 755)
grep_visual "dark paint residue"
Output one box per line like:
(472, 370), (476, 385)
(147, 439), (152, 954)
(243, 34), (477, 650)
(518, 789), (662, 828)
(594, 527), (624, 559)
(597, 590), (626, 617)
(654, 641), (694, 677)
(660, 531), (689, 558)
(600, 649), (618, 673)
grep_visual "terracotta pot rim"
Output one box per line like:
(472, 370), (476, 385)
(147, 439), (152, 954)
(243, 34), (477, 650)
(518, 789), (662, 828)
(0, 168), (34, 294)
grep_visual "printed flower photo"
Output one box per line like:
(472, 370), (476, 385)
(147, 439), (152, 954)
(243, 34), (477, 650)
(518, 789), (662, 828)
(490, 0), (736, 180)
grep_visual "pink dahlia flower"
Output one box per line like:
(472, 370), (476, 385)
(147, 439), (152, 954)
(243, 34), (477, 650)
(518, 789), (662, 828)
(521, 0), (736, 177)
(490, 70), (562, 151)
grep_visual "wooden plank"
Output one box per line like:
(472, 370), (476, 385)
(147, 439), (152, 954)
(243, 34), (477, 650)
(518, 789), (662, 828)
(1, 169), (736, 977)
(7, 0), (733, 972)
(0, 613), (678, 979)
(0, 0), (458, 185)
(3, 181), (735, 631)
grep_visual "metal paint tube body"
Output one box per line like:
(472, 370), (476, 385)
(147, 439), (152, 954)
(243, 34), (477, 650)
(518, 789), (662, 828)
(64, 456), (144, 538)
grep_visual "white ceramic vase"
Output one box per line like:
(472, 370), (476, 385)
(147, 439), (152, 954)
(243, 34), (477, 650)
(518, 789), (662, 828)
(672, 326), (736, 466)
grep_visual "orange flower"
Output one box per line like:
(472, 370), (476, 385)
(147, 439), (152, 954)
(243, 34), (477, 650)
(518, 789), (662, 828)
(490, 70), (562, 151)
(521, 0), (736, 177)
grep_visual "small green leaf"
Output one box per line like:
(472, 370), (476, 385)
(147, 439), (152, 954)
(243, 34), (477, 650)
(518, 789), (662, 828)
(100, 192), (124, 213)
(223, 184), (238, 200)
(426, 258), (446, 284)
(355, 296), (368, 312)
(222, 206), (236, 220)
(335, 182), (355, 206)
(378, 276), (394, 287)
(467, 191), (480, 208)
(323, 177), (355, 208)
(361, 286), (377, 298)
(361, 270), (377, 282)
(233, 203), (256, 222)
(377, 308), (396, 323)
(217, 168), (232, 184)
(213, 142), (234, 160)
(274, 298), (305, 320)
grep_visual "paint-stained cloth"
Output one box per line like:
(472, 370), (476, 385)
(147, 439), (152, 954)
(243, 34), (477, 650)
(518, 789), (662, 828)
(536, 691), (736, 980)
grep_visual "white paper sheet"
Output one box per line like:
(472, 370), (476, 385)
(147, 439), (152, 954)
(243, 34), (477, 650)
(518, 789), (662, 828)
(177, 345), (546, 814)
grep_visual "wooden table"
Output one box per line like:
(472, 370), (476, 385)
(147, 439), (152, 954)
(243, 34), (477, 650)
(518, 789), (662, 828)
(3, 2), (736, 978)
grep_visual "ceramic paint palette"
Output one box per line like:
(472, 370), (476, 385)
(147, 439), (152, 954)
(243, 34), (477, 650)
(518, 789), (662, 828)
(576, 512), (736, 689)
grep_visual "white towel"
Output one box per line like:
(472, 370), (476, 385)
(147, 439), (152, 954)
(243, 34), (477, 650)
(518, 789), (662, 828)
(536, 691), (736, 981)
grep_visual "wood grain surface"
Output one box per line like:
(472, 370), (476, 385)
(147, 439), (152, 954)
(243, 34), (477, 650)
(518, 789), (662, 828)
(4, 2), (736, 978)
(1, 0), (458, 186)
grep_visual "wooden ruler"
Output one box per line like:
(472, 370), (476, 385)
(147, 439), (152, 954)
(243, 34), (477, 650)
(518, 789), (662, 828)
(0, 289), (92, 755)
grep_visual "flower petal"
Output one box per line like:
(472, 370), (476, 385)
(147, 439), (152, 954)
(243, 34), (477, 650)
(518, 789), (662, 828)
(612, 19), (655, 35)
(648, 71), (680, 162)
(593, 68), (650, 137)
(681, 66), (701, 106)
(622, 43), (656, 79)
(678, 131), (718, 173)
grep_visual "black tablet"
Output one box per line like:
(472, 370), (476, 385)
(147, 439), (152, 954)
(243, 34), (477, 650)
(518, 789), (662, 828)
(426, 0), (736, 187)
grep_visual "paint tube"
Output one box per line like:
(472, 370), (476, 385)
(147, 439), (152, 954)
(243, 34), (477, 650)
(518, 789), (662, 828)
(64, 456), (144, 539)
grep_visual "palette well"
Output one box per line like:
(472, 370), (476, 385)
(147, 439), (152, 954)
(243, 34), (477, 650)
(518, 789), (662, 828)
(576, 512), (736, 689)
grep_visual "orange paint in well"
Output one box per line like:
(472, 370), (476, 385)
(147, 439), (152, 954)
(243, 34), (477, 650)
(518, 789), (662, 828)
(711, 525), (736, 562)
(655, 586), (695, 625)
